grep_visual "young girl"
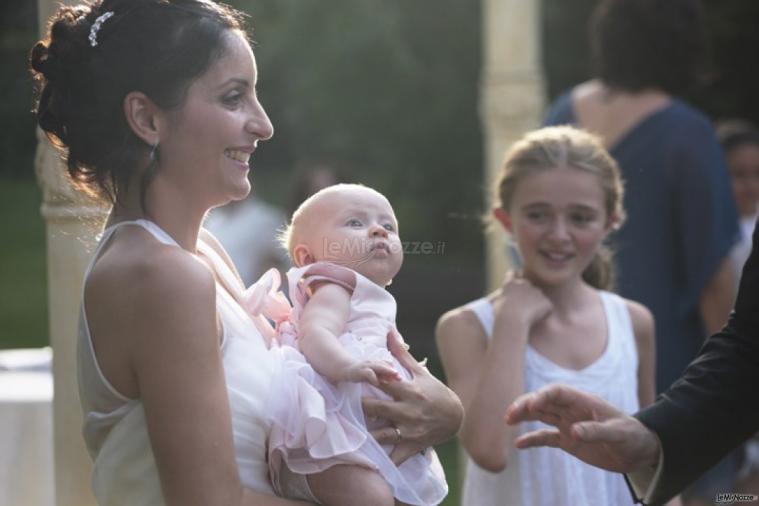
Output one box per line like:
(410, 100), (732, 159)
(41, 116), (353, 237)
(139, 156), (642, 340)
(242, 183), (448, 506)
(436, 126), (657, 506)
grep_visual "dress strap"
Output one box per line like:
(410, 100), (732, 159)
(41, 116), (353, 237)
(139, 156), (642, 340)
(83, 219), (179, 282)
(465, 297), (494, 339)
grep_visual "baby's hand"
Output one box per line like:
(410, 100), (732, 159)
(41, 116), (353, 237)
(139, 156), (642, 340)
(343, 360), (401, 386)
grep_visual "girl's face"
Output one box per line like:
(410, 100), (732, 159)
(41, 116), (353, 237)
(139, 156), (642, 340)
(157, 31), (274, 208)
(295, 187), (403, 287)
(727, 144), (759, 218)
(497, 167), (615, 288)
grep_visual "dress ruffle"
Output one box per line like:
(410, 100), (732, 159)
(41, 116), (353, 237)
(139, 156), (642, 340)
(242, 265), (448, 505)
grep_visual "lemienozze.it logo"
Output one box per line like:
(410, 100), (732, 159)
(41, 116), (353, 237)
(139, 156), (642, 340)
(715, 492), (758, 505)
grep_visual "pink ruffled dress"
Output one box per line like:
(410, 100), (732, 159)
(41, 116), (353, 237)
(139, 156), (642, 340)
(241, 262), (448, 506)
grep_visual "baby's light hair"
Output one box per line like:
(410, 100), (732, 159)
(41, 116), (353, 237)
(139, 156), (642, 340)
(279, 183), (377, 260)
(496, 125), (626, 290)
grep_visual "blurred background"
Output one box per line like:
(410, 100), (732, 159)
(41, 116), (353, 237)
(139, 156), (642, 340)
(2, 1), (759, 503)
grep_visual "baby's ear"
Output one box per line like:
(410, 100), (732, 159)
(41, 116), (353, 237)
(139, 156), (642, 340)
(292, 243), (315, 267)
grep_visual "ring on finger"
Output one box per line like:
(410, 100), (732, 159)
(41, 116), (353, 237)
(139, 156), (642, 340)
(394, 427), (402, 442)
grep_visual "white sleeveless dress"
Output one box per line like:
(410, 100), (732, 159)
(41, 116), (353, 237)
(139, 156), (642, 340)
(461, 291), (639, 506)
(77, 219), (284, 505)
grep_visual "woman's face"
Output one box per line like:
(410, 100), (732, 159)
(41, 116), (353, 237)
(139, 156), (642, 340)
(727, 143), (759, 218)
(501, 167), (613, 288)
(157, 30), (274, 208)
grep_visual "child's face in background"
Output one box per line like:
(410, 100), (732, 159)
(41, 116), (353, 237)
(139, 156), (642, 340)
(727, 143), (759, 218)
(294, 187), (403, 286)
(502, 167), (614, 288)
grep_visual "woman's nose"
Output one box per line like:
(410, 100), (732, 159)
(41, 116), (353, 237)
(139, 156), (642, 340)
(245, 99), (274, 141)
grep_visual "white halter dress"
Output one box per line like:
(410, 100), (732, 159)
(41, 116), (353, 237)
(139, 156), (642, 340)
(77, 219), (282, 505)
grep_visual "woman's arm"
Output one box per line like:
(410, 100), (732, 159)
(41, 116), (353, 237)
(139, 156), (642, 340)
(627, 300), (656, 408)
(125, 250), (309, 506)
(299, 283), (399, 385)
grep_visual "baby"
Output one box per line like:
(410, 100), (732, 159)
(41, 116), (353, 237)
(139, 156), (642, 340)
(244, 184), (447, 506)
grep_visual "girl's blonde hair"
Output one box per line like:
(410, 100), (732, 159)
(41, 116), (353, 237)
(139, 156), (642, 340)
(496, 126), (625, 290)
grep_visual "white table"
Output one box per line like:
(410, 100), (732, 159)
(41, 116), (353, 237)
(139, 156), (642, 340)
(0, 348), (54, 506)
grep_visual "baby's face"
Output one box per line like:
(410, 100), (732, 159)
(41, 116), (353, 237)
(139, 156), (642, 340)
(294, 186), (403, 286)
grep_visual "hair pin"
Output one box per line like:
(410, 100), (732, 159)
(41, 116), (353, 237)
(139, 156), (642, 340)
(89, 11), (114, 47)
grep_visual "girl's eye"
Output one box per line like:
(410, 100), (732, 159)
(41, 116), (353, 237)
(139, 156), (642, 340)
(526, 210), (548, 222)
(346, 219), (363, 227)
(570, 212), (595, 225)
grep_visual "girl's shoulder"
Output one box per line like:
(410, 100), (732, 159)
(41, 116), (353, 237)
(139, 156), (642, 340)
(613, 294), (655, 345)
(436, 294), (498, 344)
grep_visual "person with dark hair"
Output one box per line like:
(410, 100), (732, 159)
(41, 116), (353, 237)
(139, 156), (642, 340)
(717, 120), (759, 278)
(30, 1), (463, 504)
(545, 0), (737, 394)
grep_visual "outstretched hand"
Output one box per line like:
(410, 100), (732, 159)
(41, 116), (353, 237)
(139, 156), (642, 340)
(505, 384), (661, 473)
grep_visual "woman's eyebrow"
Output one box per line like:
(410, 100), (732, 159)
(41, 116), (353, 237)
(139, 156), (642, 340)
(215, 77), (250, 90)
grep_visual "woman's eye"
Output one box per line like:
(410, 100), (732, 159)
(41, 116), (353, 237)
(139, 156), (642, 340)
(222, 92), (243, 107)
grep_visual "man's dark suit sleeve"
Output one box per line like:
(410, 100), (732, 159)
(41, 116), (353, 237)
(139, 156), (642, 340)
(631, 225), (759, 506)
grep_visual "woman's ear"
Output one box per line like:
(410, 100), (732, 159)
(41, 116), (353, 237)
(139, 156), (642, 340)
(493, 207), (513, 233)
(123, 91), (162, 147)
(292, 244), (315, 267)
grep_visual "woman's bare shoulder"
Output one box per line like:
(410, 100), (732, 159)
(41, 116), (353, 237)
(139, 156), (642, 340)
(86, 227), (216, 333)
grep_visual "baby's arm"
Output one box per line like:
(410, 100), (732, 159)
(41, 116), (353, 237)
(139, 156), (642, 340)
(298, 282), (400, 386)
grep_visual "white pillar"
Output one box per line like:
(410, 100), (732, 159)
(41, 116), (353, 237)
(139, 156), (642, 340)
(36, 3), (106, 504)
(481, 0), (546, 291)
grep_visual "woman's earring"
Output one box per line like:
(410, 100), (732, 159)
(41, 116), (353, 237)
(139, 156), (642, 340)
(149, 141), (159, 162)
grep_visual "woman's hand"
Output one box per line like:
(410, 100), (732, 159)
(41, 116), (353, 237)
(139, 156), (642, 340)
(363, 331), (463, 465)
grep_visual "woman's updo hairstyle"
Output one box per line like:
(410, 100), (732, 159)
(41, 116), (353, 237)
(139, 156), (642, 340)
(30, 0), (248, 204)
(496, 126), (626, 290)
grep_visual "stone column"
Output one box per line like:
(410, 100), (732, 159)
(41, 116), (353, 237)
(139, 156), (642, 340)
(481, 0), (546, 291)
(36, 3), (106, 505)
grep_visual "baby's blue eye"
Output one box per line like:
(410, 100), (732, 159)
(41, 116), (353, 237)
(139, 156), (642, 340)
(383, 223), (395, 232)
(346, 219), (363, 227)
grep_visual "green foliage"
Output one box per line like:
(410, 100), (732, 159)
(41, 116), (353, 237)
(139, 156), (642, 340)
(231, 0), (485, 266)
(0, 2), (38, 179)
(0, 178), (48, 348)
